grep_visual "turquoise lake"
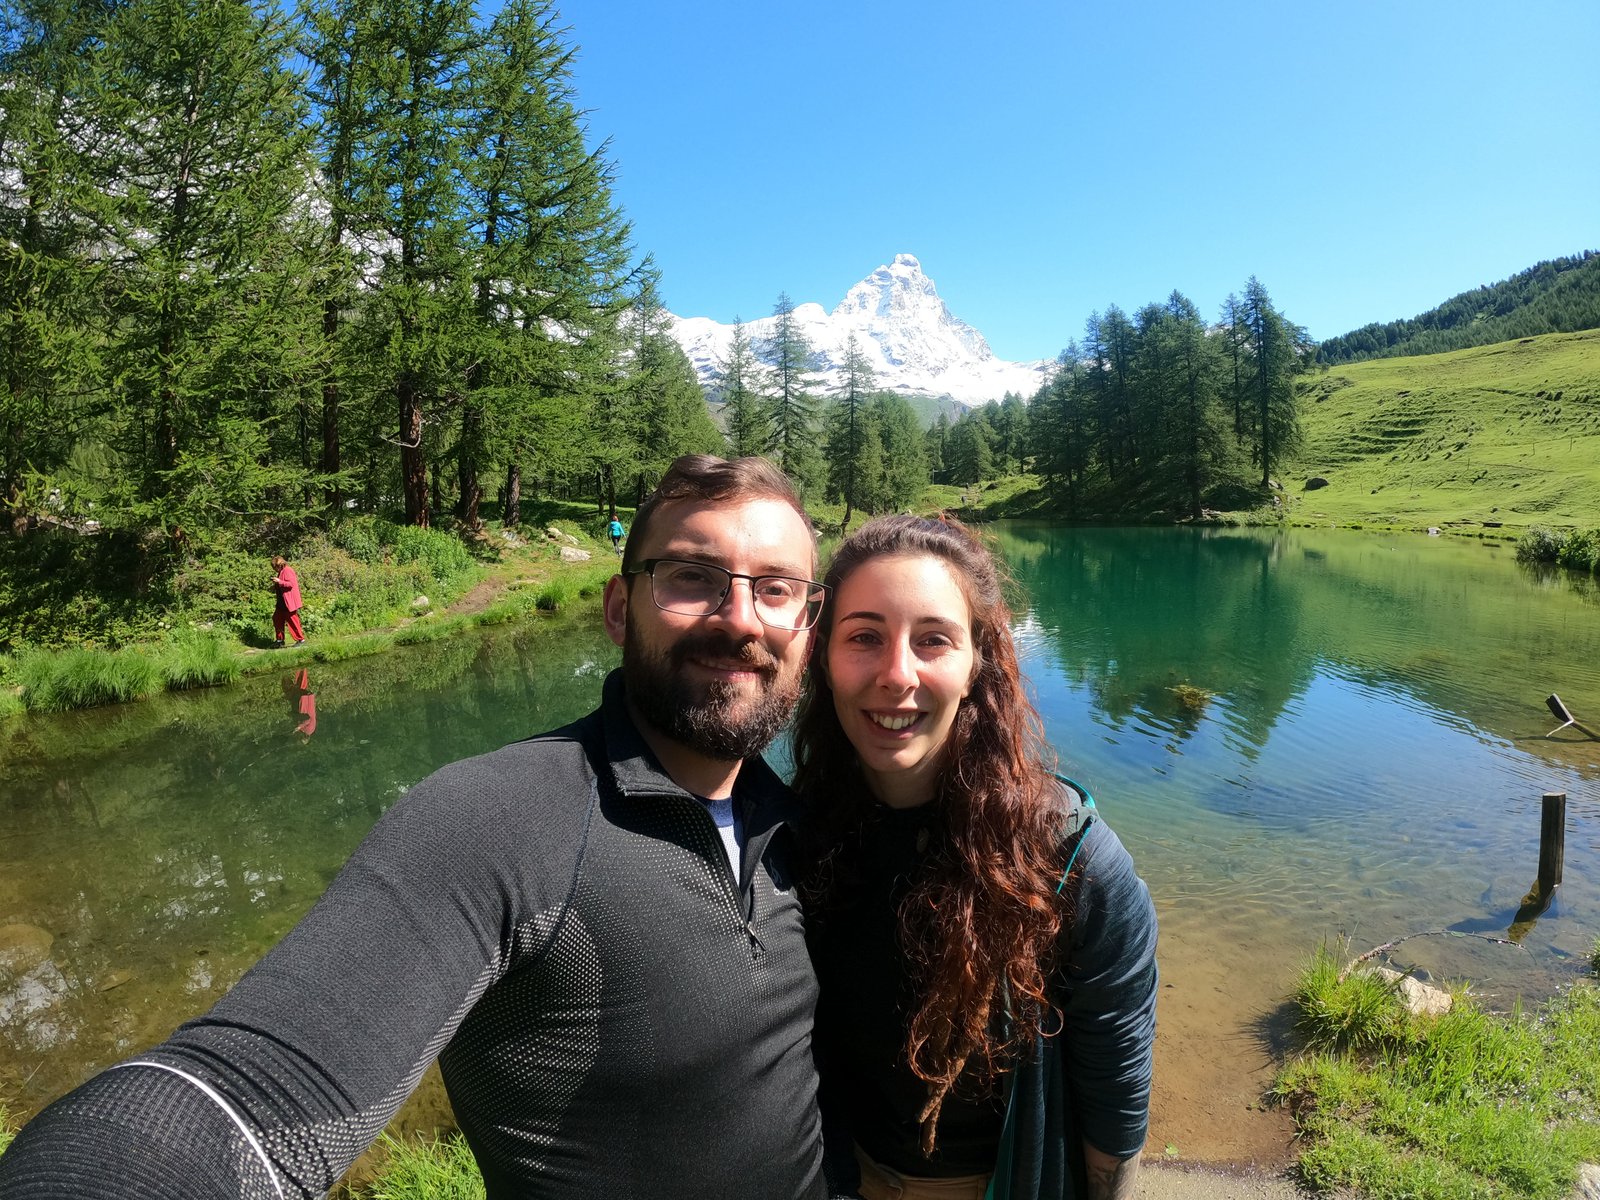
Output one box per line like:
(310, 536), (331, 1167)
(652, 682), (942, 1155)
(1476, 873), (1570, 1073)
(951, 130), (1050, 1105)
(2, 524), (1597, 1165)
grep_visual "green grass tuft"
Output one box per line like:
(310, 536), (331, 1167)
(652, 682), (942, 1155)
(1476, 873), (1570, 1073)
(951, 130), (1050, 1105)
(0, 1099), (15, 1156)
(1289, 942), (1405, 1054)
(353, 1133), (484, 1200)
(159, 629), (243, 690)
(15, 645), (163, 711)
(1276, 954), (1600, 1200)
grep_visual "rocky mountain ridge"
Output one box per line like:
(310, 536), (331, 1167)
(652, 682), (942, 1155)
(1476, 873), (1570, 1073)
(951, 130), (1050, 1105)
(669, 254), (1050, 407)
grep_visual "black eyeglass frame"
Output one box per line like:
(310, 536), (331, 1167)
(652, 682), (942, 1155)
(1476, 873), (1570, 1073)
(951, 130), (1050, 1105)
(624, 558), (830, 631)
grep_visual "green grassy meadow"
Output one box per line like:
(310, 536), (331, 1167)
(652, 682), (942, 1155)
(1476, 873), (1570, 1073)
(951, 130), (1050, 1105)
(1287, 329), (1600, 532)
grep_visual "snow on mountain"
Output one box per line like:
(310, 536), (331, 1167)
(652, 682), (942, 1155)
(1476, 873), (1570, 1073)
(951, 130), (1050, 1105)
(669, 254), (1049, 408)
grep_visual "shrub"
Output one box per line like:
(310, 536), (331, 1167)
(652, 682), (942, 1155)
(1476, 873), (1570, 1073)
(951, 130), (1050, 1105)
(330, 519), (384, 565)
(1516, 526), (1568, 564)
(1555, 527), (1599, 573)
(386, 524), (474, 583)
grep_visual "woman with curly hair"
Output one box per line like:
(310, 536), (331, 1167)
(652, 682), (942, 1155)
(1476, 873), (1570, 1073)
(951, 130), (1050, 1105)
(793, 514), (1157, 1200)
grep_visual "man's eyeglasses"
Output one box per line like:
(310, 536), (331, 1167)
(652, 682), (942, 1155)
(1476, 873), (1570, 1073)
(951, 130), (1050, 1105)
(625, 559), (829, 631)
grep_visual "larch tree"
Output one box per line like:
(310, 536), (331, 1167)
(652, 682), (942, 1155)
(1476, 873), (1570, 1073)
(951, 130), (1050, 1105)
(824, 332), (875, 528)
(0, 0), (111, 511)
(80, 0), (323, 534)
(461, 0), (635, 528)
(870, 391), (927, 512)
(1159, 292), (1227, 519)
(760, 292), (823, 498)
(717, 319), (768, 458)
(1242, 276), (1307, 489)
(354, 0), (479, 527)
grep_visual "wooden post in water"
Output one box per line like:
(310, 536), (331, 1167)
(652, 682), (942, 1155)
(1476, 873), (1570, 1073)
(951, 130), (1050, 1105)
(1538, 791), (1566, 897)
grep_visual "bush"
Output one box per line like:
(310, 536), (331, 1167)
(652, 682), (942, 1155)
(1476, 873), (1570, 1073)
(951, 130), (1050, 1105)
(1555, 527), (1600, 573)
(386, 523), (474, 582)
(330, 519), (384, 565)
(1516, 526), (1568, 564)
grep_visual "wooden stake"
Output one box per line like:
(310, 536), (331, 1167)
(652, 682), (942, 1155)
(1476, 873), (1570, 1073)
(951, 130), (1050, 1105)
(1538, 791), (1566, 896)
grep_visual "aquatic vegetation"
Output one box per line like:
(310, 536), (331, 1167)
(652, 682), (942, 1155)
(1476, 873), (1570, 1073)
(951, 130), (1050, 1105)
(1276, 947), (1600, 1200)
(1166, 683), (1214, 714)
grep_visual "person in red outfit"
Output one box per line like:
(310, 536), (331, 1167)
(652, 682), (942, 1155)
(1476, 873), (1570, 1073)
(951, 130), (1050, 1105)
(270, 555), (306, 646)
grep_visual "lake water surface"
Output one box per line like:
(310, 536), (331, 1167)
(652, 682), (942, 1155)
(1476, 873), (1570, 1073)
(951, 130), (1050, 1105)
(2, 525), (1597, 1167)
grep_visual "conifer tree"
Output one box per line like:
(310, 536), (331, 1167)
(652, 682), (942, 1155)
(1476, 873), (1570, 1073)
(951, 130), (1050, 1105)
(1241, 277), (1307, 488)
(79, 0), (323, 532)
(1159, 292), (1227, 518)
(457, 0), (633, 530)
(824, 333), (875, 527)
(0, 0), (110, 510)
(760, 292), (822, 498)
(924, 410), (949, 483)
(299, 0), (379, 512)
(355, 0), (479, 527)
(870, 392), (927, 511)
(717, 319), (768, 458)
(947, 416), (992, 486)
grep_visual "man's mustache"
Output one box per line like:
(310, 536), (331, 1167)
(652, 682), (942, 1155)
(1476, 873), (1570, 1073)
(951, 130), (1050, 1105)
(669, 632), (779, 674)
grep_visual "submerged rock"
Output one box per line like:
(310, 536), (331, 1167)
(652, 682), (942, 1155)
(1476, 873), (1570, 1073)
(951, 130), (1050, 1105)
(0, 923), (54, 975)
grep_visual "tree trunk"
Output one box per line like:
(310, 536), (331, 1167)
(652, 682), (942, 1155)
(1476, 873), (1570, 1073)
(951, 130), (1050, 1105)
(321, 298), (341, 511)
(399, 372), (427, 527)
(503, 459), (521, 526)
(457, 403), (482, 530)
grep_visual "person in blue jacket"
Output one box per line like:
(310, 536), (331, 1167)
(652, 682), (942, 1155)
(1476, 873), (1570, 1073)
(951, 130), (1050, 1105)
(609, 513), (626, 554)
(793, 514), (1158, 1200)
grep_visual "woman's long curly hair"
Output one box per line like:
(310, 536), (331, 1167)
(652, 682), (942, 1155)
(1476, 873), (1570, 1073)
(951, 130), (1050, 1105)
(793, 514), (1066, 1154)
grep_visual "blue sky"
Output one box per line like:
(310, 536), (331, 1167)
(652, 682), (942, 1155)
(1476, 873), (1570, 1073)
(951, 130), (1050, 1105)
(555, 0), (1599, 363)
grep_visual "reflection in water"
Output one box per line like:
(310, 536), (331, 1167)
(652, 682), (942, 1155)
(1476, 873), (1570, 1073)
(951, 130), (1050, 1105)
(283, 669), (317, 739)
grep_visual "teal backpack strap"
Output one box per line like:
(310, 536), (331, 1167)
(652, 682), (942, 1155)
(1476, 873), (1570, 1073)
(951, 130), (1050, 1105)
(986, 776), (1098, 1199)
(1053, 774), (1097, 895)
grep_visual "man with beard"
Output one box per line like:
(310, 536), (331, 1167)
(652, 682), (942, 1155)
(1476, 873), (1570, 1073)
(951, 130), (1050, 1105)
(0, 456), (829, 1200)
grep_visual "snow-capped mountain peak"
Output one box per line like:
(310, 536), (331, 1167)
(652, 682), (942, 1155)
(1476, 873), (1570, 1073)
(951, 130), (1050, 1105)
(669, 255), (1047, 407)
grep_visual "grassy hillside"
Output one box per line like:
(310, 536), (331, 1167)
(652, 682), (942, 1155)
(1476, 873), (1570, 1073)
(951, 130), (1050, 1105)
(1286, 328), (1600, 531)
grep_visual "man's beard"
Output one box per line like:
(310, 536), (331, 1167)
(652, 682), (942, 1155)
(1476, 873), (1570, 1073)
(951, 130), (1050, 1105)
(623, 622), (802, 764)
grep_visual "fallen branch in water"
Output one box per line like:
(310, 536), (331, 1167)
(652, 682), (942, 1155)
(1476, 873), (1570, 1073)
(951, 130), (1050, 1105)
(1340, 930), (1528, 981)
